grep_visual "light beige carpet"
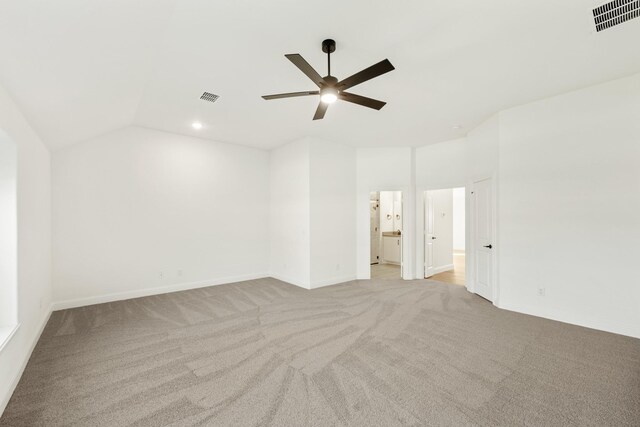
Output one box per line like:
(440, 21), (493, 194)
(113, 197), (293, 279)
(1, 277), (639, 426)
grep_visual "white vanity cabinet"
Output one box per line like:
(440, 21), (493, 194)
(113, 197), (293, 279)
(382, 235), (401, 264)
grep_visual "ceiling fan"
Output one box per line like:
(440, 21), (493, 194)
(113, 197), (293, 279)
(262, 39), (395, 120)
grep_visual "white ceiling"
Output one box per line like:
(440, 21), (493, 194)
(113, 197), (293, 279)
(1, 0), (639, 151)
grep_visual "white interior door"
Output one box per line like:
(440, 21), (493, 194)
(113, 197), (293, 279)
(424, 192), (435, 278)
(473, 178), (494, 301)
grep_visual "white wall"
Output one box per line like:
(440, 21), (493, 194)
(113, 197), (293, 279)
(356, 148), (414, 279)
(427, 188), (453, 271)
(415, 117), (499, 280)
(379, 191), (402, 233)
(309, 139), (357, 288)
(452, 187), (465, 251)
(269, 139), (311, 288)
(393, 191), (403, 232)
(379, 191), (395, 232)
(270, 137), (357, 289)
(497, 73), (640, 338)
(415, 74), (640, 338)
(0, 84), (52, 415)
(52, 126), (270, 307)
(466, 116), (500, 182)
(416, 137), (468, 191)
(0, 129), (17, 326)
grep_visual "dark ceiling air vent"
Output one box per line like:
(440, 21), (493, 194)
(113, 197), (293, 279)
(200, 92), (220, 103)
(593, 0), (640, 32)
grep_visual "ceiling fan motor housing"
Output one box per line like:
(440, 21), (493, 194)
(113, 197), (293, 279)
(323, 76), (338, 86)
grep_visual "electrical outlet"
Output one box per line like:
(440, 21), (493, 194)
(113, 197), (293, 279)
(537, 287), (545, 297)
(159, 272), (164, 280)
(177, 269), (183, 277)
(336, 264), (340, 271)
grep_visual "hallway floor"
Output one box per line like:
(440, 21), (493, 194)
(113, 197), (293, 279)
(370, 263), (401, 279)
(429, 251), (465, 285)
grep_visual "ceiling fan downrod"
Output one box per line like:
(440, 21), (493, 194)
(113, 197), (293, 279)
(322, 39), (336, 78)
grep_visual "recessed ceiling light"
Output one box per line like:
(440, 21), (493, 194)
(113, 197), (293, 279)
(192, 122), (203, 130)
(452, 124), (463, 130)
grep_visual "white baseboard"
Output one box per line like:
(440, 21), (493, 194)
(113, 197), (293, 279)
(268, 274), (310, 290)
(52, 273), (269, 311)
(430, 264), (454, 276)
(0, 324), (20, 354)
(497, 301), (640, 340)
(269, 274), (358, 290)
(310, 275), (357, 289)
(0, 303), (53, 417)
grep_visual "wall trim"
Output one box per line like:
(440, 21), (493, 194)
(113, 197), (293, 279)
(268, 274), (310, 290)
(270, 274), (358, 290)
(430, 264), (454, 276)
(0, 324), (20, 354)
(310, 275), (358, 289)
(0, 304), (53, 417)
(497, 301), (640, 340)
(52, 273), (269, 311)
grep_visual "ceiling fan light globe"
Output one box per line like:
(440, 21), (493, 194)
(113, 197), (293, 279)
(320, 93), (338, 104)
(320, 87), (339, 104)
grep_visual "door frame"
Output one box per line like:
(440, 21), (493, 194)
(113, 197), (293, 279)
(369, 190), (404, 277)
(422, 187), (460, 279)
(467, 175), (499, 304)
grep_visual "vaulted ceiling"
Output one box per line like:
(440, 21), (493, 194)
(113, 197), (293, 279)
(1, 0), (639, 151)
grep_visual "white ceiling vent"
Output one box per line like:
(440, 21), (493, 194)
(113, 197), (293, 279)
(200, 92), (220, 103)
(593, 0), (640, 32)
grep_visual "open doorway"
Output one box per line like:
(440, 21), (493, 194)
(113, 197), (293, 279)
(424, 187), (465, 285)
(370, 191), (402, 279)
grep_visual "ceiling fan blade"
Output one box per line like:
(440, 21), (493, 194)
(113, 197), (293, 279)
(337, 59), (395, 91)
(339, 92), (386, 110)
(262, 91), (319, 100)
(313, 102), (328, 120)
(285, 54), (326, 88)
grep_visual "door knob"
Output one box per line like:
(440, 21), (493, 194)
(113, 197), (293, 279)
(483, 244), (493, 249)
(431, 236), (436, 240)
